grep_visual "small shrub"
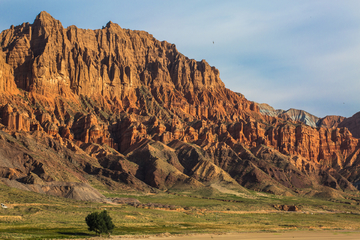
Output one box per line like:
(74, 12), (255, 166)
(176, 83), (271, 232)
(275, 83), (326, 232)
(85, 210), (115, 236)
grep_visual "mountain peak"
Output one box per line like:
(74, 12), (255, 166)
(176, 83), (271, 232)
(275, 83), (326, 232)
(106, 21), (114, 27)
(34, 11), (56, 24)
(33, 11), (62, 28)
(105, 20), (122, 30)
(32, 11), (63, 38)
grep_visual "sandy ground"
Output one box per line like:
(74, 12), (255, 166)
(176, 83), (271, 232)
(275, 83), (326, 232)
(75, 231), (360, 240)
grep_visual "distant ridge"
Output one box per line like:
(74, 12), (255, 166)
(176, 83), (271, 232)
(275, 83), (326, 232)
(258, 103), (346, 129)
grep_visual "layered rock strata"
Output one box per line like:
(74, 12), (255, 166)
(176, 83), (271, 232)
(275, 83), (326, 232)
(0, 12), (359, 198)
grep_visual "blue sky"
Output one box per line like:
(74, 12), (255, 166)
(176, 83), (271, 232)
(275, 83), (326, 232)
(1, 0), (359, 118)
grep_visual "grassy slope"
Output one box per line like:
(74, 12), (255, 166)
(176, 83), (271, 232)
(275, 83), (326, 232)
(1, 182), (360, 239)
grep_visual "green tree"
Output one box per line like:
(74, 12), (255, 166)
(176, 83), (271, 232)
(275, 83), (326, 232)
(85, 210), (115, 236)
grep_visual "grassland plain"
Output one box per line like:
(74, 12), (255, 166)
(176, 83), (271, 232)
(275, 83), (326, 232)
(1, 182), (360, 239)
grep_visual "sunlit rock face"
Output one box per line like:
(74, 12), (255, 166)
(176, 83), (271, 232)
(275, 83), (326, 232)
(0, 12), (359, 198)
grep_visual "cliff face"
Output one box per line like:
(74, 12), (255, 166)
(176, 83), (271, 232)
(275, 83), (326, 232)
(0, 12), (257, 123)
(0, 50), (18, 93)
(0, 12), (359, 198)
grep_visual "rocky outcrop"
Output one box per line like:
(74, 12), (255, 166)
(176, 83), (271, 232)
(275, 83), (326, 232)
(0, 51), (18, 93)
(263, 124), (358, 165)
(273, 204), (299, 211)
(338, 112), (360, 139)
(0, 12), (258, 124)
(318, 115), (345, 129)
(0, 12), (359, 199)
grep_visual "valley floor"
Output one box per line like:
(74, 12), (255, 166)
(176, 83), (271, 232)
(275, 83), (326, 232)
(2, 183), (360, 239)
(62, 231), (360, 240)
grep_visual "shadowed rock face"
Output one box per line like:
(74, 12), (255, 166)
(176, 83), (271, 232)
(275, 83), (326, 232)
(339, 112), (360, 139)
(0, 12), (359, 199)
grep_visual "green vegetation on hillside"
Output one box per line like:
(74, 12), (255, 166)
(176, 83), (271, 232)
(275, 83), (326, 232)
(1, 182), (360, 239)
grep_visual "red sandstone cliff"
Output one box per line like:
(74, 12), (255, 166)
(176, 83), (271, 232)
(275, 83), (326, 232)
(0, 12), (359, 198)
(0, 12), (259, 123)
(0, 50), (18, 93)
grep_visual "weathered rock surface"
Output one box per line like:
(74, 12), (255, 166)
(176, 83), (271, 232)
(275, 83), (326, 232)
(0, 51), (18, 93)
(339, 112), (360, 139)
(318, 115), (346, 129)
(0, 12), (359, 199)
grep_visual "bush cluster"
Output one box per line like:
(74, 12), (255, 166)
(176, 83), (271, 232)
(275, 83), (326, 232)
(85, 210), (115, 236)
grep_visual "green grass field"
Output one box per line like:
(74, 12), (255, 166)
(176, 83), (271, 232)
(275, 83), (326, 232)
(1, 183), (360, 239)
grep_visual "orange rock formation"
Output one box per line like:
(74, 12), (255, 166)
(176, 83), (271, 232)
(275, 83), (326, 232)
(0, 12), (359, 196)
